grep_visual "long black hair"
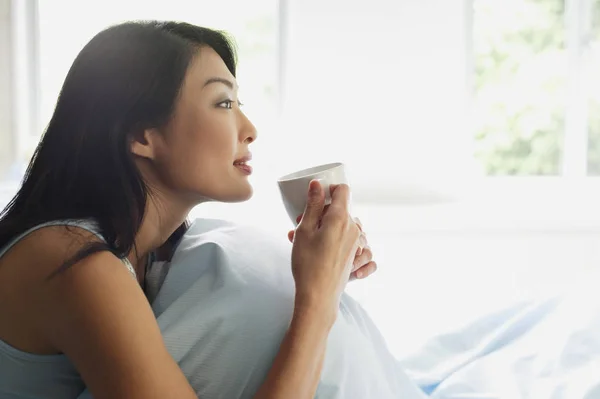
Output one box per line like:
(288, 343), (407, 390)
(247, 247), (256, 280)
(0, 21), (237, 269)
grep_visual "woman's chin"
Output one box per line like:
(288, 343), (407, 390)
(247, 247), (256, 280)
(229, 193), (253, 203)
(190, 181), (254, 204)
(222, 184), (254, 203)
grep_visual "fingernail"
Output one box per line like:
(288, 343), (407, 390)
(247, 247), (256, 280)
(309, 180), (320, 195)
(356, 271), (363, 279)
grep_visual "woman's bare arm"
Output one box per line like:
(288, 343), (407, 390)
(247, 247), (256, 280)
(19, 228), (335, 399)
(34, 250), (198, 399)
(254, 301), (335, 399)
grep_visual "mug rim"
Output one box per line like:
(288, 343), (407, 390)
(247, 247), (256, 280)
(277, 162), (344, 182)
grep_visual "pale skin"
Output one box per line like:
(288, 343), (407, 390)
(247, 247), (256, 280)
(0, 46), (375, 398)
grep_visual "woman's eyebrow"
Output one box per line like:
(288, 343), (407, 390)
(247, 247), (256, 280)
(203, 77), (237, 90)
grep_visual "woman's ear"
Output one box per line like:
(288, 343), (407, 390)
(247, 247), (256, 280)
(130, 128), (161, 160)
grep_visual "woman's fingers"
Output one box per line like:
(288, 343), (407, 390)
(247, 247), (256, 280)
(357, 232), (367, 254)
(354, 218), (366, 255)
(353, 245), (372, 271)
(350, 261), (377, 280)
(291, 210), (377, 282)
(355, 217), (363, 231)
(293, 215), (366, 249)
(296, 204), (331, 228)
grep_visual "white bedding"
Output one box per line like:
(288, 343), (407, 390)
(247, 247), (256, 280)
(76, 218), (424, 398)
(401, 270), (600, 398)
(76, 218), (600, 399)
(144, 218), (425, 399)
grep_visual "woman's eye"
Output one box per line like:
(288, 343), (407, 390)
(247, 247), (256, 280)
(218, 100), (234, 109)
(217, 99), (244, 109)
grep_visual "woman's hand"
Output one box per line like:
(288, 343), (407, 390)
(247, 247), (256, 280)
(289, 181), (362, 319)
(288, 212), (377, 282)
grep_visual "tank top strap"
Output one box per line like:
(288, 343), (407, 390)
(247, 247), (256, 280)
(0, 219), (137, 279)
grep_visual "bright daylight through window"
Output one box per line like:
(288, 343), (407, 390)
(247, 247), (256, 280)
(473, 0), (600, 177)
(3, 0), (600, 206)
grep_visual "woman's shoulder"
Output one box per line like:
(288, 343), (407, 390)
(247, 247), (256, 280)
(0, 222), (196, 398)
(1, 222), (108, 281)
(0, 222), (134, 356)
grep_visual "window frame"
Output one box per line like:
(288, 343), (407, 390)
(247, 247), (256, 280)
(0, 0), (15, 181)
(10, 0), (40, 163)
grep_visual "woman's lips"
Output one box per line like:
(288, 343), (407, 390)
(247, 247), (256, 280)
(233, 161), (253, 175)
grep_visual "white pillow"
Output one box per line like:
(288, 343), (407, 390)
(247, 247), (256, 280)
(145, 218), (426, 399)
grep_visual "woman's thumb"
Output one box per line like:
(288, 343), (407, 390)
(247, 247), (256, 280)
(301, 180), (325, 229)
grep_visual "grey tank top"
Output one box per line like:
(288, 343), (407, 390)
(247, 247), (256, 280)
(0, 220), (136, 399)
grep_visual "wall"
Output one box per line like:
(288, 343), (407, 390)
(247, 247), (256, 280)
(277, 0), (474, 201)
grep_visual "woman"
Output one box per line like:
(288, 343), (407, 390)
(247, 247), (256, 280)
(0, 21), (376, 398)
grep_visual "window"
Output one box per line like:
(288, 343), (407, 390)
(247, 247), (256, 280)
(3, 0), (600, 211)
(472, 0), (600, 177)
(472, 0), (567, 175)
(0, 0), (38, 194)
(587, 0), (600, 174)
(0, 1), (13, 187)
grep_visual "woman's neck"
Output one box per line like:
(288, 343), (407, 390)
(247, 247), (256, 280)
(127, 194), (191, 274)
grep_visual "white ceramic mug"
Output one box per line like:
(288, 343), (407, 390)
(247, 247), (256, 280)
(277, 162), (348, 225)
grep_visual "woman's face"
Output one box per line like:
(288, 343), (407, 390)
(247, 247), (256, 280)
(140, 46), (257, 206)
